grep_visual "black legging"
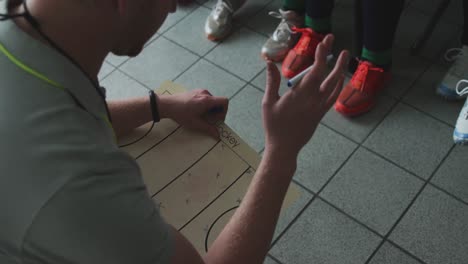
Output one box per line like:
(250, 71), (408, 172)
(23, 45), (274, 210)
(462, 0), (468, 45)
(361, 0), (404, 51)
(304, 0), (404, 51)
(305, 0), (334, 20)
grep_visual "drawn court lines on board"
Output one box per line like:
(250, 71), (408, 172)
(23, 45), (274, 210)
(118, 81), (303, 254)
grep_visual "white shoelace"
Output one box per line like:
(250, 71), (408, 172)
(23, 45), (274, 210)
(444, 48), (468, 78)
(456, 79), (468, 96)
(212, 0), (234, 21)
(269, 11), (295, 42)
(456, 80), (468, 119)
(444, 48), (464, 62)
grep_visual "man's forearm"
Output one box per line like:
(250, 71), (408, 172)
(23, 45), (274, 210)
(107, 97), (153, 138)
(108, 95), (173, 138)
(204, 148), (298, 264)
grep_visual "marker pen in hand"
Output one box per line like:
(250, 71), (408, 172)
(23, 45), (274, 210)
(208, 105), (224, 114)
(204, 105), (225, 125)
(287, 54), (334, 88)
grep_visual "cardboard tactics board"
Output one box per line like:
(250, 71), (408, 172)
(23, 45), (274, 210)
(118, 81), (301, 254)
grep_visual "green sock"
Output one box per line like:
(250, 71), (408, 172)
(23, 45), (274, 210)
(305, 15), (331, 34)
(283, 0), (305, 13)
(361, 48), (392, 69)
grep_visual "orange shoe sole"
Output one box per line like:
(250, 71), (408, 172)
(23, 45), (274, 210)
(206, 24), (232, 42)
(334, 100), (375, 117)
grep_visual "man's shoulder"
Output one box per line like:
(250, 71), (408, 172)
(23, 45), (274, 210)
(0, 75), (138, 258)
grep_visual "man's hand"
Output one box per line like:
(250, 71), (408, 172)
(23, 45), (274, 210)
(262, 34), (349, 159)
(158, 89), (229, 139)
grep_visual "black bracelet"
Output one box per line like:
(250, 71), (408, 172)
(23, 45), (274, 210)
(149, 90), (160, 123)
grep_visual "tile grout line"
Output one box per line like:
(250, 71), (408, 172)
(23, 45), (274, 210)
(319, 82), (458, 186)
(269, 144), (360, 248)
(363, 143), (457, 264)
(227, 83), (250, 101)
(142, 33), (161, 48)
(245, 66), (268, 89)
(99, 66), (118, 83)
(111, 59), (468, 213)
(314, 122), (468, 207)
(268, 253), (285, 264)
(161, 34), (203, 58)
(163, 25), (252, 90)
(290, 179), (316, 196)
(317, 196), (385, 238)
(399, 99), (458, 129)
(272, 156), (427, 249)
(326, 57), (458, 263)
(269, 195), (318, 248)
(277, 178), (427, 264)
(105, 32), (163, 68)
(361, 144), (467, 205)
(118, 31), (462, 264)
(386, 239), (428, 264)
(361, 144), (434, 181)
(114, 14), (225, 93)
(105, 4), (464, 262)
(426, 181), (468, 206)
(160, 24), (265, 85)
(197, 0), (276, 86)
(159, 4), (201, 36)
(269, 78), (404, 253)
(269, 57), (448, 260)
(113, 3), (202, 76)
(275, 145), (465, 252)
(202, 45), (267, 84)
(114, 69), (154, 91)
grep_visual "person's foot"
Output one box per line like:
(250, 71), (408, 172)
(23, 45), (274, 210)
(335, 60), (390, 116)
(261, 9), (304, 62)
(437, 46), (468, 100)
(281, 27), (325, 78)
(453, 80), (468, 145)
(205, 0), (235, 41)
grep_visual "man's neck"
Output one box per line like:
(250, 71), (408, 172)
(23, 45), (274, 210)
(11, 0), (111, 83)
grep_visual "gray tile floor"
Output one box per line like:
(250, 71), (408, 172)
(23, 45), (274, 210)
(100, 0), (468, 263)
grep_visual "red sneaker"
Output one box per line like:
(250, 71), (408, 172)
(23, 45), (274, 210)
(281, 27), (325, 78)
(335, 60), (391, 117)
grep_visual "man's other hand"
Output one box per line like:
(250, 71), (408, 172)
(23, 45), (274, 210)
(262, 34), (349, 159)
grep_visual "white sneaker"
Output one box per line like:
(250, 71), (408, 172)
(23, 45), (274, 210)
(261, 9), (304, 62)
(453, 80), (468, 145)
(205, 0), (244, 41)
(437, 45), (468, 100)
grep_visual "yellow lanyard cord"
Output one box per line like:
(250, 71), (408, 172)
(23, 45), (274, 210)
(0, 42), (62, 89)
(0, 42), (116, 141)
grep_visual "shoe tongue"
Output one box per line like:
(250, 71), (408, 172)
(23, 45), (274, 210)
(451, 47), (468, 77)
(351, 62), (371, 89)
(462, 45), (468, 54)
(221, 0), (234, 9)
(352, 62), (386, 92)
(213, 1), (232, 22)
(295, 28), (324, 55)
(273, 25), (289, 41)
(280, 9), (303, 26)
